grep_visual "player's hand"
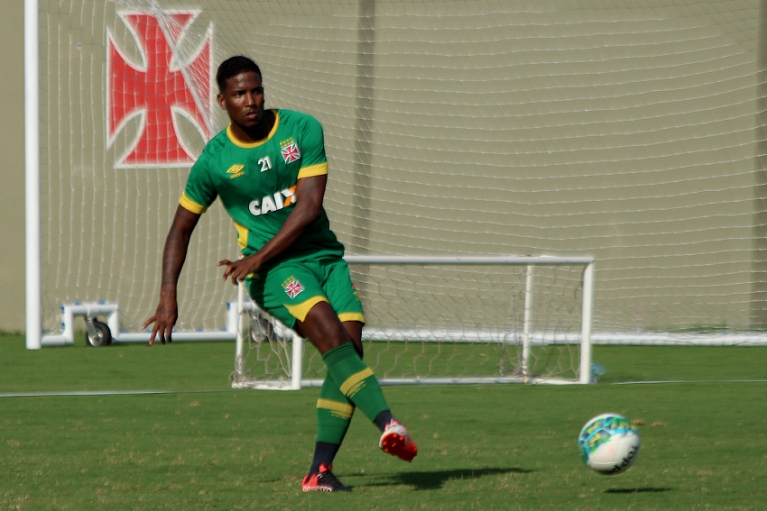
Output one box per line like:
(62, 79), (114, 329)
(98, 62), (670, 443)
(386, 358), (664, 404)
(217, 255), (260, 285)
(142, 300), (178, 345)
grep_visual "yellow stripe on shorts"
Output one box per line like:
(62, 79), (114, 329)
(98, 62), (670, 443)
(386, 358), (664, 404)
(338, 312), (365, 324)
(284, 296), (328, 322)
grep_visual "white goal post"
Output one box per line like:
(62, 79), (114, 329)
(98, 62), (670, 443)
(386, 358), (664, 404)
(231, 255), (595, 388)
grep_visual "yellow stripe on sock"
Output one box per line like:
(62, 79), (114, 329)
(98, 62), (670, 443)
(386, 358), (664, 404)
(316, 399), (354, 420)
(339, 368), (374, 397)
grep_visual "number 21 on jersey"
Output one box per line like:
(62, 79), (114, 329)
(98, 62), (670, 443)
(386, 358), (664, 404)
(259, 156), (272, 172)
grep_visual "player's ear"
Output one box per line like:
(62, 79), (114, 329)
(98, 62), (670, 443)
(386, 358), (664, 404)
(217, 93), (226, 110)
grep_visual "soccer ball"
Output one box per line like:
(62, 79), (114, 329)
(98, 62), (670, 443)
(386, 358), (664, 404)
(578, 413), (640, 474)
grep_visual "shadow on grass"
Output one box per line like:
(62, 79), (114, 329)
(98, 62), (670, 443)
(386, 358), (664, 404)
(351, 467), (532, 491)
(604, 487), (671, 494)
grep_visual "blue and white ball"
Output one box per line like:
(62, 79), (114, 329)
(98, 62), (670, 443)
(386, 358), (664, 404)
(578, 413), (640, 474)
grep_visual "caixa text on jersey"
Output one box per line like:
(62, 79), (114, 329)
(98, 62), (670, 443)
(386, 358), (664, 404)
(248, 186), (296, 216)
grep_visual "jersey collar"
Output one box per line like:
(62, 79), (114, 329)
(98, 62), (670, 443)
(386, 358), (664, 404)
(226, 110), (280, 148)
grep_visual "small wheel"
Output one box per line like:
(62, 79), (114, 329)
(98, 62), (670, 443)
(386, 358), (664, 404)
(86, 320), (112, 347)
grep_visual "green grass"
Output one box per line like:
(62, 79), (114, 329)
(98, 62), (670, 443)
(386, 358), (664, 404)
(1, 334), (766, 510)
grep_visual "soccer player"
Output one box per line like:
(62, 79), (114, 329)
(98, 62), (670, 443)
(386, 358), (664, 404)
(142, 55), (417, 493)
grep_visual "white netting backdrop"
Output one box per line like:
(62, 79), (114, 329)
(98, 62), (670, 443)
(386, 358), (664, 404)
(37, 1), (767, 348)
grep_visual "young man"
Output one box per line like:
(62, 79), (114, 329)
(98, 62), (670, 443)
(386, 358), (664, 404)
(143, 56), (417, 493)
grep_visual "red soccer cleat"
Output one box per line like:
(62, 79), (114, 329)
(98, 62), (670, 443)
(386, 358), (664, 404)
(301, 464), (352, 493)
(379, 420), (418, 462)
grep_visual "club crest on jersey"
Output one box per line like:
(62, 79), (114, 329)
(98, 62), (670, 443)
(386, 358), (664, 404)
(280, 137), (301, 164)
(227, 164), (245, 179)
(283, 277), (304, 299)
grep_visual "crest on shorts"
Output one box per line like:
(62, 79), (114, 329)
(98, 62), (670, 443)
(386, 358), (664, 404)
(283, 277), (305, 299)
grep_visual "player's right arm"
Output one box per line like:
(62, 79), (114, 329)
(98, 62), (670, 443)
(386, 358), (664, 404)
(142, 205), (201, 345)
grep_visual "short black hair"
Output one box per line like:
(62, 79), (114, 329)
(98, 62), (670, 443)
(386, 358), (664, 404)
(216, 56), (262, 93)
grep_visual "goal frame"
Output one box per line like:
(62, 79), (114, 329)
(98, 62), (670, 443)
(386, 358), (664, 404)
(25, 0), (41, 349)
(232, 255), (595, 388)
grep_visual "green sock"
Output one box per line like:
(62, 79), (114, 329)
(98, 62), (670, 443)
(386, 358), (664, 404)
(315, 373), (354, 444)
(322, 342), (390, 422)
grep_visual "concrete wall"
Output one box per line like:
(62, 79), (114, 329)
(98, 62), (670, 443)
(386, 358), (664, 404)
(0, 1), (26, 333)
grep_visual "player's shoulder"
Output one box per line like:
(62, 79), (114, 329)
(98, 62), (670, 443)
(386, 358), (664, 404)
(196, 128), (230, 162)
(277, 109), (323, 130)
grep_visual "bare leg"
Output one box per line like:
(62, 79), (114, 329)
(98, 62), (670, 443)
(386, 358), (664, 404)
(342, 320), (363, 358)
(294, 301), (351, 354)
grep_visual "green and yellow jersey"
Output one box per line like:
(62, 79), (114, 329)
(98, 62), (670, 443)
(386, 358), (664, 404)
(180, 109), (344, 262)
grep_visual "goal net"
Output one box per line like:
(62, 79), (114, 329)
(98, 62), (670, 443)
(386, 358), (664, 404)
(231, 256), (594, 388)
(27, 0), (767, 353)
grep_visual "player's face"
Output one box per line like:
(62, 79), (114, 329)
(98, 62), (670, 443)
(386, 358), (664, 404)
(218, 71), (266, 137)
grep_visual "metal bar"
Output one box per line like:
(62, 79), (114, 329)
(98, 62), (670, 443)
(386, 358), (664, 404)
(522, 264), (534, 381)
(24, 0), (41, 350)
(345, 255), (594, 266)
(579, 262), (595, 384)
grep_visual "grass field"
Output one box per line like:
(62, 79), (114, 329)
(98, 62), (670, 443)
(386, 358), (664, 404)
(1, 334), (766, 510)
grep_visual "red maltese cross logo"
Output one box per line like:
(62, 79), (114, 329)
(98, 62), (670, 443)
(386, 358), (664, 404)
(284, 279), (305, 299)
(281, 143), (301, 164)
(107, 11), (213, 167)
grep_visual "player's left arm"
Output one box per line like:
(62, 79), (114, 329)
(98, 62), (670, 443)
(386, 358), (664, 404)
(218, 173), (327, 283)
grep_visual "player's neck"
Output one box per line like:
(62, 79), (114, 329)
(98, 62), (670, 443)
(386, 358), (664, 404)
(230, 109), (275, 144)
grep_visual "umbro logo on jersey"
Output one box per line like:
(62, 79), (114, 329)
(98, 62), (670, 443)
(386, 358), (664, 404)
(227, 164), (245, 179)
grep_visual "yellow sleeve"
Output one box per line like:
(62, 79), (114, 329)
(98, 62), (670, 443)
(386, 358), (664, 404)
(179, 191), (208, 214)
(297, 162), (328, 179)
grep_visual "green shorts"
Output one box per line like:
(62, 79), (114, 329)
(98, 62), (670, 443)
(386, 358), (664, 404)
(246, 254), (365, 329)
